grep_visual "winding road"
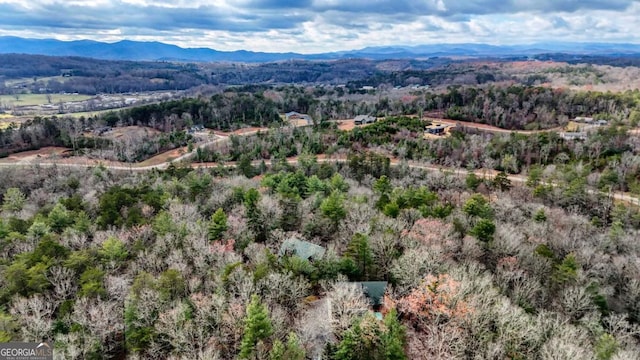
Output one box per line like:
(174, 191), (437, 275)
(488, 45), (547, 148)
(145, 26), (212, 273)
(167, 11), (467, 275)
(0, 122), (638, 206)
(0, 152), (637, 206)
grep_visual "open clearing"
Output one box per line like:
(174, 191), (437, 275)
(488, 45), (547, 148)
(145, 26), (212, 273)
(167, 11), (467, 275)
(137, 147), (187, 167)
(68, 109), (123, 118)
(335, 119), (377, 131)
(100, 126), (162, 140)
(0, 114), (14, 129)
(0, 93), (93, 107)
(5, 76), (69, 87)
(0, 147), (71, 164)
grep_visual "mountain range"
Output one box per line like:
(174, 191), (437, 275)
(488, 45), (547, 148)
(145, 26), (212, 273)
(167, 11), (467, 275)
(1, 36), (640, 62)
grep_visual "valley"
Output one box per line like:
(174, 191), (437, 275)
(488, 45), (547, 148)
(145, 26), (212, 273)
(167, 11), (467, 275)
(1, 52), (640, 359)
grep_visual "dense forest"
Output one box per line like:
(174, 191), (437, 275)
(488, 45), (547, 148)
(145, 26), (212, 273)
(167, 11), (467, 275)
(1, 73), (640, 358)
(0, 151), (639, 358)
(2, 84), (640, 184)
(5, 53), (640, 97)
(423, 86), (638, 130)
(0, 54), (209, 95)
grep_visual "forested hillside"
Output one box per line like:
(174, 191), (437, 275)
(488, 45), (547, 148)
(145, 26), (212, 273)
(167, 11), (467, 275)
(0, 154), (639, 359)
(3, 83), (640, 159)
(1, 75), (640, 359)
(3, 53), (640, 97)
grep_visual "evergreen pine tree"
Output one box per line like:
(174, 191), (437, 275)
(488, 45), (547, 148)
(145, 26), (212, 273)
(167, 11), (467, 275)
(493, 171), (512, 191)
(373, 175), (392, 210)
(2, 187), (26, 213)
(334, 321), (363, 360)
(208, 208), (228, 242)
(269, 333), (305, 360)
(47, 202), (72, 233)
(239, 295), (273, 359)
(239, 154), (257, 178)
(381, 309), (407, 360)
(244, 188), (267, 242)
(344, 233), (374, 280)
(321, 190), (346, 228)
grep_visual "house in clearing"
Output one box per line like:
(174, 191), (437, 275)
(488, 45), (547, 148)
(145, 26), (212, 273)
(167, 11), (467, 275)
(186, 124), (205, 134)
(354, 115), (376, 125)
(425, 124), (447, 135)
(574, 116), (594, 123)
(355, 281), (388, 320)
(285, 111), (313, 125)
(560, 132), (587, 140)
(279, 238), (326, 262)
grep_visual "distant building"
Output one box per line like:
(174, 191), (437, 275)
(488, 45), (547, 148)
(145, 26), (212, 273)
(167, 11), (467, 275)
(361, 86), (375, 91)
(285, 111), (313, 124)
(279, 238), (326, 262)
(186, 124), (205, 133)
(574, 116), (594, 123)
(93, 126), (112, 136)
(354, 115), (376, 125)
(426, 124), (447, 135)
(560, 132), (587, 140)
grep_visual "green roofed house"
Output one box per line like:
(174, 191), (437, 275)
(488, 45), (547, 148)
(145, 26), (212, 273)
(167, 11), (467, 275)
(356, 281), (388, 309)
(279, 238), (326, 262)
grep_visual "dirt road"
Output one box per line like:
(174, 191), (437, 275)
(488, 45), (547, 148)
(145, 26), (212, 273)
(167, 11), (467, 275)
(1, 153), (636, 206)
(0, 124), (638, 206)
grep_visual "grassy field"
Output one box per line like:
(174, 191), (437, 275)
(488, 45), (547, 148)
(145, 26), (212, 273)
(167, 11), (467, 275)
(0, 93), (93, 107)
(68, 101), (162, 118)
(5, 76), (70, 87)
(0, 113), (15, 129)
(68, 109), (115, 118)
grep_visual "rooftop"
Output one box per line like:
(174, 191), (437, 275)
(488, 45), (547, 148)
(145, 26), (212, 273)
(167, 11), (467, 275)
(279, 238), (326, 261)
(356, 281), (388, 307)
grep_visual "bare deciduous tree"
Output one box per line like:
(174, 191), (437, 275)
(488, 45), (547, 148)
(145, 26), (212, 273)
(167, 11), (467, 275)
(11, 295), (55, 341)
(47, 266), (76, 302)
(71, 298), (124, 356)
(326, 282), (369, 335)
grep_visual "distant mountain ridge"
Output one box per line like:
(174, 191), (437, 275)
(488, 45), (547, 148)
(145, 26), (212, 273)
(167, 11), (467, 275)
(1, 36), (640, 62)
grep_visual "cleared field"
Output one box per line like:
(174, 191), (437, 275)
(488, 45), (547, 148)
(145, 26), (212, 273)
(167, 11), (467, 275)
(5, 76), (70, 87)
(83, 126), (162, 140)
(137, 147), (186, 167)
(0, 93), (93, 107)
(68, 100), (167, 118)
(564, 121), (598, 132)
(336, 119), (377, 131)
(107, 126), (161, 139)
(69, 108), (129, 118)
(0, 114), (15, 129)
(0, 147), (71, 164)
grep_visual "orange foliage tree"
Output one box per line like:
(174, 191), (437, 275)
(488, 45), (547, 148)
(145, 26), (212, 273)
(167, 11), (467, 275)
(388, 274), (470, 329)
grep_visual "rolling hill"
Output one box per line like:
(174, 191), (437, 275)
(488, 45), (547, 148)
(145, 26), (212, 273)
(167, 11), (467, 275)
(1, 36), (640, 62)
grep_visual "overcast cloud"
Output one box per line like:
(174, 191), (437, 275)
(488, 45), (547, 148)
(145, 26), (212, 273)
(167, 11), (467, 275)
(0, 0), (638, 52)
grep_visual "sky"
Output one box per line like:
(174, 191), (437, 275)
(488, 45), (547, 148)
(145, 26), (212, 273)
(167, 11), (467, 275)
(0, 0), (638, 53)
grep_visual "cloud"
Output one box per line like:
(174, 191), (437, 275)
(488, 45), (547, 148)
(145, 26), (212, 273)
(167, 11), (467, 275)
(0, 0), (638, 53)
(0, 1), (310, 32)
(311, 0), (637, 17)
